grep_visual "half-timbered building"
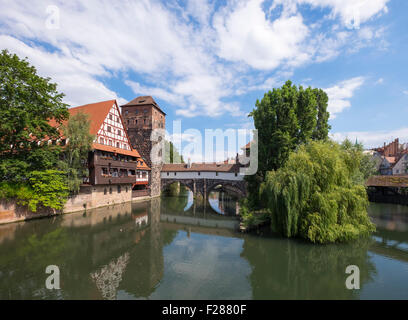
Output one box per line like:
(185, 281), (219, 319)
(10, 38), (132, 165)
(53, 100), (151, 198)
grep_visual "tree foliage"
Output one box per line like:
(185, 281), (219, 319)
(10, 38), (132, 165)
(163, 140), (184, 164)
(58, 112), (94, 194)
(246, 80), (331, 208)
(0, 49), (69, 182)
(0, 170), (69, 212)
(260, 140), (375, 244)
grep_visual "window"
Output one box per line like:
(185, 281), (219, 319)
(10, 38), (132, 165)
(117, 185), (121, 193)
(216, 172), (219, 176)
(167, 172), (169, 176)
(109, 114), (113, 120)
(118, 130), (121, 136)
(117, 142), (120, 148)
(235, 172), (238, 177)
(100, 137), (104, 144)
(125, 110), (128, 115)
(107, 126), (111, 132)
(144, 109), (147, 113)
(117, 117), (119, 122)
(109, 140), (113, 146)
(198, 172), (201, 176)
(144, 119), (146, 124)
(102, 168), (108, 176)
(135, 119), (138, 124)
(135, 110), (138, 115)
(174, 172), (177, 176)
(142, 172), (147, 178)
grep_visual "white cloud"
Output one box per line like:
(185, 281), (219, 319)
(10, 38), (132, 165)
(273, 0), (389, 27)
(0, 0), (389, 118)
(403, 90), (408, 95)
(331, 127), (408, 149)
(324, 76), (365, 118)
(375, 78), (384, 85)
(214, 0), (309, 70)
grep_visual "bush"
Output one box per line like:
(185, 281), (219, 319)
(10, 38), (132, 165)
(0, 170), (69, 212)
(261, 140), (375, 244)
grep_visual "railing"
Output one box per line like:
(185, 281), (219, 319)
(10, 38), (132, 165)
(132, 189), (150, 198)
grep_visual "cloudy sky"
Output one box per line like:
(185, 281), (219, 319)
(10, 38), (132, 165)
(0, 0), (407, 157)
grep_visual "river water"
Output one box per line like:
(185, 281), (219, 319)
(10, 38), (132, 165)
(0, 189), (407, 300)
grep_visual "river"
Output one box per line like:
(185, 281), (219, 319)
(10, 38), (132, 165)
(0, 189), (407, 300)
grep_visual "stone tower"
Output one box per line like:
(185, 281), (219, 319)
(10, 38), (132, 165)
(121, 96), (166, 197)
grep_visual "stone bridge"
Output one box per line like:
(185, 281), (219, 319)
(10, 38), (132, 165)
(160, 163), (247, 199)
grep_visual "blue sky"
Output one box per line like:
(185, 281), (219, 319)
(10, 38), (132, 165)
(0, 0), (407, 159)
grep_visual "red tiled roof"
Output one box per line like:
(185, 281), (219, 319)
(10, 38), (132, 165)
(121, 96), (166, 115)
(49, 100), (116, 136)
(93, 143), (141, 158)
(385, 156), (397, 164)
(162, 163), (240, 172)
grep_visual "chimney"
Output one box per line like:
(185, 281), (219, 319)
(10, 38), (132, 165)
(187, 157), (191, 168)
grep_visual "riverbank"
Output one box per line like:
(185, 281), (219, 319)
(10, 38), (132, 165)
(0, 184), (157, 225)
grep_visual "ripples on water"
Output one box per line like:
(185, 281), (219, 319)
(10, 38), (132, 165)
(0, 189), (407, 300)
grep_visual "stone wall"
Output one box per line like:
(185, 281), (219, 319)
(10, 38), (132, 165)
(0, 183), (134, 225)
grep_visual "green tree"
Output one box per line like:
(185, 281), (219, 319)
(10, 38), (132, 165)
(247, 80), (331, 207)
(163, 140), (184, 164)
(58, 112), (94, 194)
(0, 49), (69, 182)
(260, 140), (375, 244)
(0, 170), (69, 212)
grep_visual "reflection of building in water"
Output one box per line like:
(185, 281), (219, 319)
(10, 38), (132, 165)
(0, 198), (174, 299)
(90, 252), (130, 300)
(133, 212), (148, 228)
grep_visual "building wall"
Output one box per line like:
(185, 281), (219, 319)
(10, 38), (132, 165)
(161, 171), (244, 181)
(393, 154), (408, 175)
(0, 184), (134, 225)
(122, 102), (166, 197)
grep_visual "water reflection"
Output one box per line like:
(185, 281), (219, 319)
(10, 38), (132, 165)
(0, 194), (407, 299)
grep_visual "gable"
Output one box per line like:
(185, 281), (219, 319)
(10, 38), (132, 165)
(95, 101), (131, 151)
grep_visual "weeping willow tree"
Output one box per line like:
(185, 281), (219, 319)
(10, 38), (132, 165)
(260, 140), (375, 244)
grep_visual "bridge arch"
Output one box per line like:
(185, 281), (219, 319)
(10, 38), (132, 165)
(161, 179), (195, 195)
(205, 179), (247, 198)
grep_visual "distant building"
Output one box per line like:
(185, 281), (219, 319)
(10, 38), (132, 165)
(371, 138), (408, 175)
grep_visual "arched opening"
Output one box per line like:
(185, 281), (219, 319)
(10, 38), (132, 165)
(161, 181), (193, 212)
(207, 183), (242, 216)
